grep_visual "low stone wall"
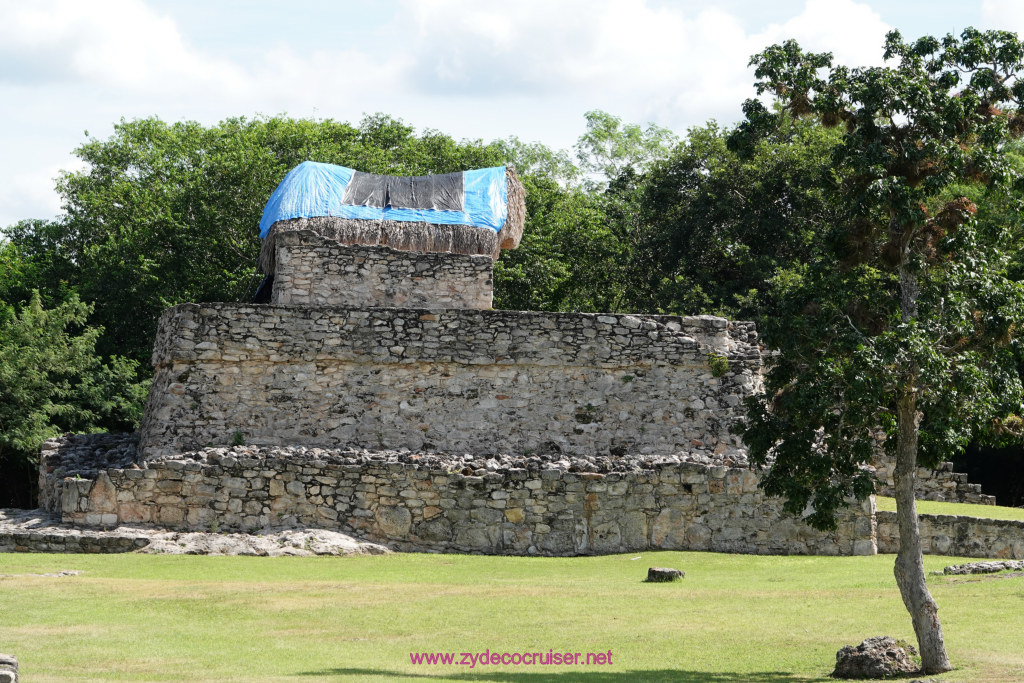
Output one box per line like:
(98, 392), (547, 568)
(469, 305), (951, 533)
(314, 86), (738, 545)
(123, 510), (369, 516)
(138, 304), (761, 460)
(47, 444), (875, 557)
(873, 457), (994, 505)
(0, 508), (386, 556)
(37, 433), (138, 514)
(876, 511), (1024, 559)
(272, 231), (494, 310)
(0, 526), (147, 554)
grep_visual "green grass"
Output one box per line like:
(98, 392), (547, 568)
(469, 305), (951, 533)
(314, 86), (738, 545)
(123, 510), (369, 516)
(875, 496), (1024, 522)
(1, 551), (1023, 682)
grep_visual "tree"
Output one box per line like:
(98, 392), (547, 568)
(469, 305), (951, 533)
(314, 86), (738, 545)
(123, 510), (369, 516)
(628, 116), (842, 319)
(493, 174), (628, 313)
(575, 110), (678, 187)
(493, 133), (632, 313)
(737, 29), (1024, 673)
(0, 291), (146, 507)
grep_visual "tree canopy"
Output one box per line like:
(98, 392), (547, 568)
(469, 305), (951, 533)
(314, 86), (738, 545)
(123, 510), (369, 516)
(0, 291), (145, 506)
(737, 28), (1024, 672)
(626, 115), (842, 319)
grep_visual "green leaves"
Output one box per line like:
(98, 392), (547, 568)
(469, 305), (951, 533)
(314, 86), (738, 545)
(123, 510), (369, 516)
(0, 291), (146, 505)
(738, 28), (1024, 529)
(632, 115), (842, 320)
(575, 110), (678, 186)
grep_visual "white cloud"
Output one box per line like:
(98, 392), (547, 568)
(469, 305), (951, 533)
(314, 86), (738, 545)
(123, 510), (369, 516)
(397, 0), (741, 96)
(380, 0), (891, 131)
(251, 45), (411, 115)
(0, 0), (894, 134)
(0, 0), (245, 94)
(981, 0), (1024, 34)
(754, 0), (891, 67)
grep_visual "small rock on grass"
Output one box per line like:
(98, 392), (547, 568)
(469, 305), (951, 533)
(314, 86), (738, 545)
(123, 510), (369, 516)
(645, 567), (684, 582)
(832, 636), (919, 679)
(0, 653), (18, 683)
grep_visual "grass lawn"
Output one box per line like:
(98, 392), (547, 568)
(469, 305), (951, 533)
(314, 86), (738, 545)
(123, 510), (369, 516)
(875, 496), (1024, 522)
(1, 551), (1023, 682)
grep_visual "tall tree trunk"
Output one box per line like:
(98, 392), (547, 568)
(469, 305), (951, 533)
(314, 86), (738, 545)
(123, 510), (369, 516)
(893, 250), (952, 674)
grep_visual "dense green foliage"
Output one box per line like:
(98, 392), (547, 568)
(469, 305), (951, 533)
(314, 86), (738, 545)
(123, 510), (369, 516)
(626, 116), (843, 318)
(0, 291), (144, 506)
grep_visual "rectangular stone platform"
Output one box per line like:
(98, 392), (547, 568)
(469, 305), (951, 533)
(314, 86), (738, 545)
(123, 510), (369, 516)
(138, 304), (761, 459)
(43, 446), (877, 557)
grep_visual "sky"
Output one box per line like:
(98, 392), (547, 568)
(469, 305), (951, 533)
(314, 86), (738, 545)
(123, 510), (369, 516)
(1, 0), (1023, 228)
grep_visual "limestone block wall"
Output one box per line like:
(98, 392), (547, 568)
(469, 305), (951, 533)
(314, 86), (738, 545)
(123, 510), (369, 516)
(51, 448), (876, 557)
(876, 511), (1024, 559)
(271, 231), (494, 309)
(138, 304), (761, 460)
(37, 433), (138, 514)
(0, 526), (146, 554)
(873, 457), (994, 505)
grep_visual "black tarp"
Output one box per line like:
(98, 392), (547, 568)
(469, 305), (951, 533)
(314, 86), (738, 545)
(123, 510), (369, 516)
(341, 171), (464, 211)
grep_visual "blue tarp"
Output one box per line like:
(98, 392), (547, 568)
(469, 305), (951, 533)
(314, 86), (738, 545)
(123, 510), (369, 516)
(259, 161), (508, 239)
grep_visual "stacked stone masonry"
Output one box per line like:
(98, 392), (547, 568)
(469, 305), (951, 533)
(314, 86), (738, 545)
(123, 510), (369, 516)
(873, 456), (994, 505)
(43, 441), (875, 556)
(272, 231), (494, 310)
(25, 240), (1001, 561)
(0, 527), (146, 554)
(876, 511), (1024, 559)
(40, 436), (1024, 559)
(138, 303), (760, 460)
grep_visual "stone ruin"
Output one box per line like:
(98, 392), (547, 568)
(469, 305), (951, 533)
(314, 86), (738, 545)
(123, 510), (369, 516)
(31, 168), (1018, 559)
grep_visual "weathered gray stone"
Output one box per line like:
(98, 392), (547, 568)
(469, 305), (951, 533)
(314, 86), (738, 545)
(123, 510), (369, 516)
(833, 636), (919, 679)
(873, 454), (995, 505)
(943, 559), (1024, 575)
(0, 654), (17, 683)
(374, 505), (412, 538)
(137, 301), (760, 460)
(36, 446), (883, 556)
(877, 511), (1024, 559)
(35, 239), (995, 561)
(273, 232), (494, 310)
(87, 472), (118, 514)
(414, 518), (453, 543)
(0, 508), (387, 557)
(646, 567), (684, 582)
(651, 508), (688, 548)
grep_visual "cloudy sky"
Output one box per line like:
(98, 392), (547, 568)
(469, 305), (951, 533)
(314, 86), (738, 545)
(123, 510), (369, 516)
(1, 0), (1023, 228)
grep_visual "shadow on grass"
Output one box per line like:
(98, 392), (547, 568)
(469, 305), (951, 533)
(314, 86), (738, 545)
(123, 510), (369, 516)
(296, 668), (814, 682)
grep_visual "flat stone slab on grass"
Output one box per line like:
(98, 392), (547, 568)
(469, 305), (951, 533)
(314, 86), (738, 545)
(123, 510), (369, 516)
(645, 567), (685, 582)
(0, 508), (389, 557)
(833, 636), (919, 679)
(944, 560), (1024, 575)
(0, 653), (17, 683)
